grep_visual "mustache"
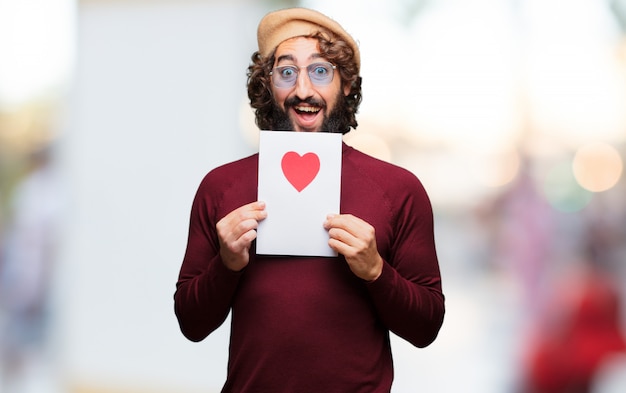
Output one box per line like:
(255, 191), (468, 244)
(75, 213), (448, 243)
(284, 96), (326, 108)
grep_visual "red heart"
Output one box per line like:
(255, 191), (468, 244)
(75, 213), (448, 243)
(281, 151), (320, 192)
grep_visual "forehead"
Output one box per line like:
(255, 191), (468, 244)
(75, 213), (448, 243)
(273, 36), (324, 64)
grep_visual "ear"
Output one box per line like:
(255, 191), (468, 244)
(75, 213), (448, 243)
(343, 83), (351, 97)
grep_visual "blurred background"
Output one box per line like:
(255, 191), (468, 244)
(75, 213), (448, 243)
(1, 0), (626, 392)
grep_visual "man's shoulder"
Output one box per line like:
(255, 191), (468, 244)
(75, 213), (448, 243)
(343, 144), (431, 206)
(197, 153), (258, 192)
(206, 153), (259, 178)
(210, 153), (259, 175)
(344, 145), (418, 183)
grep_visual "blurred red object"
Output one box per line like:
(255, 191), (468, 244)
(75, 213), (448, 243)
(524, 269), (626, 393)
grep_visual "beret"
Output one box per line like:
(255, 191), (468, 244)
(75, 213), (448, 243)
(257, 8), (360, 72)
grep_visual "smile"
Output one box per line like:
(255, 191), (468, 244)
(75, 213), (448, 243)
(294, 105), (321, 114)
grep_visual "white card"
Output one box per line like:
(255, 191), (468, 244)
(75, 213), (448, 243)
(257, 130), (342, 257)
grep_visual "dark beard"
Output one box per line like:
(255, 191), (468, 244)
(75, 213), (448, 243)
(269, 93), (351, 134)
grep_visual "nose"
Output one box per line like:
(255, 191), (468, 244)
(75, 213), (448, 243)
(294, 69), (314, 99)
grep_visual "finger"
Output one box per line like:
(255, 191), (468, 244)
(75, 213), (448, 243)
(326, 214), (373, 241)
(217, 202), (267, 271)
(327, 237), (348, 255)
(232, 227), (259, 250)
(327, 226), (357, 246)
(233, 218), (259, 239)
(233, 201), (268, 221)
(324, 213), (353, 231)
(219, 201), (266, 230)
(219, 223), (258, 262)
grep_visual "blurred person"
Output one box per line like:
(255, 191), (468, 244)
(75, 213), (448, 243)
(174, 7), (445, 392)
(478, 156), (556, 317)
(583, 192), (626, 281)
(0, 145), (62, 392)
(521, 251), (626, 393)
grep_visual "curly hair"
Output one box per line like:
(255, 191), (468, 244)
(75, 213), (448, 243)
(246, 32), (362, 134)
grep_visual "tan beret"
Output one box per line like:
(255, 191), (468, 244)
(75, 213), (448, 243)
(257, 8), (360, 72)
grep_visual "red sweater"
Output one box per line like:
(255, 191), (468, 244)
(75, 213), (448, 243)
(175, 143), (445, 392)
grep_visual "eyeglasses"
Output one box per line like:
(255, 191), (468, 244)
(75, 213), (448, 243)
(269, 62), (337, 89)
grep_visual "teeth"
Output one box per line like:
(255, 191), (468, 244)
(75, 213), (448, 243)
(295, 106), (320, 113)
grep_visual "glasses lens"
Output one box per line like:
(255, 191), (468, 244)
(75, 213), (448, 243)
(308, 63), (334, 85)
(273, 65), (298, 88)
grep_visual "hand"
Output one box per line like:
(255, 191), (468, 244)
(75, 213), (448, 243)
(216, 201), (267, 271)
(323, 214), (383, 281)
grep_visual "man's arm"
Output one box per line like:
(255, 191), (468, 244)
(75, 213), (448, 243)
(174, 181), (266, 341)
(325, 181), (444, 348)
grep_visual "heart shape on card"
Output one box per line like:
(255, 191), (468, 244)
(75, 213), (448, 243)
(281, 151), (320, 192)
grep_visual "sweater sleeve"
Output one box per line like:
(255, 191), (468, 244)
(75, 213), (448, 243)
(173, 175), (242, 342)
(365, 177), (445, 348)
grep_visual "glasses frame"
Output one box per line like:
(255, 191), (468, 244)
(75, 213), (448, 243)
(269, 62), (337, 89)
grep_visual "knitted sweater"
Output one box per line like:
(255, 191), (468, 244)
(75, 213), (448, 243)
(175, 143), (445, 392)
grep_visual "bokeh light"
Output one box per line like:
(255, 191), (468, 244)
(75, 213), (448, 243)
(343, 132), (393, 162)
(572, 142), (623, 192)
(475, 147), (521, 188)
(542, 160), (594, 212)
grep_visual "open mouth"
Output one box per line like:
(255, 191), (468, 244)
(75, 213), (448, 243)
(284, 96), (326, 131)
(291, 105), (323, 130)
(294, 105), (321, 115)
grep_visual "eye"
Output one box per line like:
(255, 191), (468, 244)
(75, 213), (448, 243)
(279, 66), (297, 79)
(312, 64), (329, 76)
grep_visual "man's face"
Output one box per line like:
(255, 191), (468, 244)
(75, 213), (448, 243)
(270, 37), (350, 132)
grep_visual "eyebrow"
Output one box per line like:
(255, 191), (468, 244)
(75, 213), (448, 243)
(275, 53), (324, 65)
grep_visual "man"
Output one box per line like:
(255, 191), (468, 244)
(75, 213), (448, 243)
(174, 7), (444, 392)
